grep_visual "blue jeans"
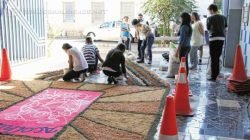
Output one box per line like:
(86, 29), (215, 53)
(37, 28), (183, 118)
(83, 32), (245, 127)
(141, 33), (155, 61)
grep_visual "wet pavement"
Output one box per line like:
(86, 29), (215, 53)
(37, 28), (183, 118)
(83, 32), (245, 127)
(10, 39), (250, 139)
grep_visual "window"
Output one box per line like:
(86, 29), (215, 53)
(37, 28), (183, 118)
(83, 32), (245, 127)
(120, 2), (135, 20)
(63, 2), (75, 22)
(100, 22), (110, 29)
(91, 2), (105, 24)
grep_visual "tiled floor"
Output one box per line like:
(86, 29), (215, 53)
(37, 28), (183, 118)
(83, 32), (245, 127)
(10, 39), (250, 139)
(144, 49), (250, 139)
(78, 42), (250, 139)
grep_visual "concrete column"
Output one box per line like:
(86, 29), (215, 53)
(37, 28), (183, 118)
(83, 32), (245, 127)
(224, 0), (243, 67)
(222, 0), (229, 17)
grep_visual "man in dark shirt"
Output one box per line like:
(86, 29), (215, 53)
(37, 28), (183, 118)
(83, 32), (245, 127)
(207, 4), (227, 81)
(102, 43), (128, 84)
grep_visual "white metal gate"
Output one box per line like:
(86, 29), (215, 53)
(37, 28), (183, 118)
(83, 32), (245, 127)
(0, 0), (46, 64)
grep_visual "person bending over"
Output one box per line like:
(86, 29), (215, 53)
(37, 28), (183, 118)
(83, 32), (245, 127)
(132, 19), (155, 65)
(102, 43), (128, 84)
(82, 37), (104, 74)
(62, 43), (88, 82)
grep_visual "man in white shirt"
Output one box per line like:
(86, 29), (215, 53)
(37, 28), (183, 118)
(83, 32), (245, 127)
(62, 43), (88, 82)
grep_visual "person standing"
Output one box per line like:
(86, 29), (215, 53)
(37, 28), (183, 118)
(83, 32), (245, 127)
(62, 43), (88, 82)
(102, 43), (128, 84)
(135, 14), (148, 60)
(190, 12), (204, 69)
(121, 16), (131, 50)
(207, 4), (227, 81)
(132, 19), (155, 65)
(200, 15), (209, 64)
(175, 12), (192, 75)
(82, 37), (104, 74)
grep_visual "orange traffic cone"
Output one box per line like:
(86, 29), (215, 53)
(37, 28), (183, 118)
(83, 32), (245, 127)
(174, 67), (193, 116)
(159, 95), (178, 140)
(175, 57), (193, 96)
(0, 48), (12, 81)
(228, 45), (248, 82)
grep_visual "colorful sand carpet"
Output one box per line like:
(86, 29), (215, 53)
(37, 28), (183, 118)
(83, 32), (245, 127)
(34, 59), (170, 88)
(0, 80), (169, 139)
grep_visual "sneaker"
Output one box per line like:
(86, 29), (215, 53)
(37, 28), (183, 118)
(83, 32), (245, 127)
(137, 60), (144, 63)
(207, 77), (216, 82)
(198, 59), (202, 65)
(72, 78), (81, 83)
(148, 61), (152, 65)
(111, 77), (118, 84)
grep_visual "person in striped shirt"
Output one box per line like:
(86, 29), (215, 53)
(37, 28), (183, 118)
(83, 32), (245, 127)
(82, 37), (104, 74)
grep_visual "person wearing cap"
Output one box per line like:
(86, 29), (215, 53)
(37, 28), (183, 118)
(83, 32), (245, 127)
(132, 18), (154, 65)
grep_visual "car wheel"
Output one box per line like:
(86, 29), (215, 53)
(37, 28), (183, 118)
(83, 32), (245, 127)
(87, 32), (96, 40)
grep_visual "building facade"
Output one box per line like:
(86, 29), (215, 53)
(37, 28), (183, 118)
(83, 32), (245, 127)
(222, 0), (250, 75)
(46, 0), (144, 37)
(240, 0), (250, 75)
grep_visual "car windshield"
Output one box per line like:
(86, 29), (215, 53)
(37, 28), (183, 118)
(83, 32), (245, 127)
(100, 22), (111, 28)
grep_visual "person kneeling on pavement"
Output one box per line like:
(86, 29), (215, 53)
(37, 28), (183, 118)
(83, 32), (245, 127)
(62, 43), (88, 82)
(102, 43), (128, 84)
(82, 37), (104, 75)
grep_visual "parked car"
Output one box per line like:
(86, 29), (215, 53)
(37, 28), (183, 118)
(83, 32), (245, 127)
(84, 21), (136, 42)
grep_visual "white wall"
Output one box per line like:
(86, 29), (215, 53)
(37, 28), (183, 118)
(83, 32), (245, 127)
(46, 0), (143, 35)
(196, 0), (214, 16)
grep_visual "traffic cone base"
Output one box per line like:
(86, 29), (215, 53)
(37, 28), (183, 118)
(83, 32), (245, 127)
(176, 111), (194, 117)
(228, 76), (249, 83)
(159, 96), (178, 140)
(159, 135), (178, 140)
(173, 90), (194, 117)
(228, 45), (248, 82)
(175, 67), (193, 117)
(172, 89), (193, 96)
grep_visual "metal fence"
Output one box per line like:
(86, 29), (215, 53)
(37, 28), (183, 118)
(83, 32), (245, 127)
(0, 0), (46, 65)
